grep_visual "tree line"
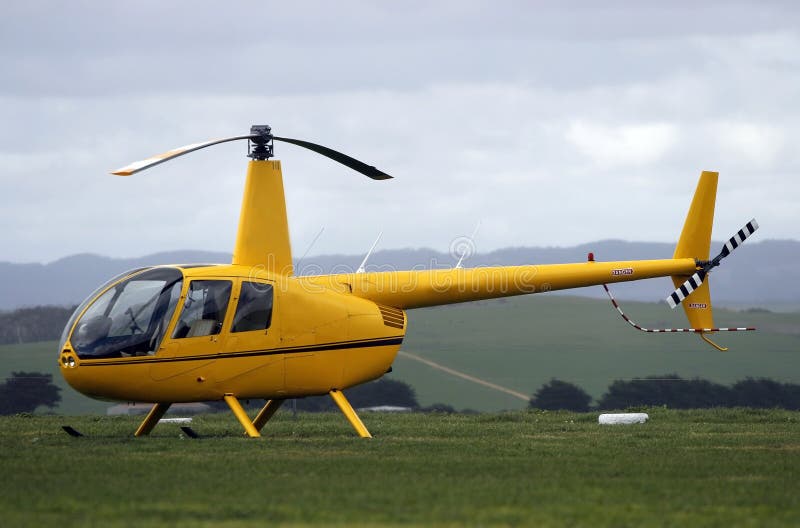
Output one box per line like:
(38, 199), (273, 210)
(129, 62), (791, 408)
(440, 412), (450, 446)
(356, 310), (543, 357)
(0, 373), (432, 416)
(205, 378), (423, 413)
(7, 370), (800, 416)
(530, 376), (800, 412)
(0, 305), (75, 345)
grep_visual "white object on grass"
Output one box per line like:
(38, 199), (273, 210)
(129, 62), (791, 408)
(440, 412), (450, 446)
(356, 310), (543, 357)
(598, 413), (649, 425)
(159, 417), (193, 424)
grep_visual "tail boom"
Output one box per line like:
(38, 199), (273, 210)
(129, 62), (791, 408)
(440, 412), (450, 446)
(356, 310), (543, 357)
(307, 258), (697, 310)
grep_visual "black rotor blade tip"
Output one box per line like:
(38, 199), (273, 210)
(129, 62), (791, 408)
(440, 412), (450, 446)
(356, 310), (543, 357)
(273, 136), (393, 180)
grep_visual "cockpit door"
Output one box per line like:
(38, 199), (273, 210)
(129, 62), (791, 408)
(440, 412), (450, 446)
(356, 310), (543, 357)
(150, 279), (233, 382)
(217, 280), (284, 395)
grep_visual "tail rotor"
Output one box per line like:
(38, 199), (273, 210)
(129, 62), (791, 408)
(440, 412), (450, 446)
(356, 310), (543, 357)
(666, 219), (758, 309)
(603, 170), (759, 352)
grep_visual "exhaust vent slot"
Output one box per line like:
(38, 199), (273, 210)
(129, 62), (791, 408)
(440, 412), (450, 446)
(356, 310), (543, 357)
(377, 305), (405, 329)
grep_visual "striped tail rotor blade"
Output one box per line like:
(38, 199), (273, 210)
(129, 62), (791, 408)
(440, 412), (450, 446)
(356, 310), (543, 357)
(718, 219), (759, 259)
(666, 270), (707, 309)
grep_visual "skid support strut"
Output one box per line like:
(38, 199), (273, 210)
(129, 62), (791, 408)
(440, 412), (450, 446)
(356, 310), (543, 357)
(329, 389), (372, 438)
(224, 394), (260, 438)
(134, 403), (171, 437)
(253, 399), (286, 432)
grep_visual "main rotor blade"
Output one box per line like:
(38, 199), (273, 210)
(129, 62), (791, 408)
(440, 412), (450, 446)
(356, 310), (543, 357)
(111, 135), (252, 175)
(273, 136), (392, 180)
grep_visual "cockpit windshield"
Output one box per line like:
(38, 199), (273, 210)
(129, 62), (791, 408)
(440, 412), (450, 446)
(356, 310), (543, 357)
(69, 268), (183, 359)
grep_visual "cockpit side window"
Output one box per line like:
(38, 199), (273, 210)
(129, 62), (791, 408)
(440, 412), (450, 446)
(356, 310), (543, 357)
(172, 280), (232, 339)
(232, 281), (274, 333)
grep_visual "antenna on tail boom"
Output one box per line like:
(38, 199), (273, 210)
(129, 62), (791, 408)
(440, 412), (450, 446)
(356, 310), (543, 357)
(454, 221), (482, 269)
(357, 232), (383, 274)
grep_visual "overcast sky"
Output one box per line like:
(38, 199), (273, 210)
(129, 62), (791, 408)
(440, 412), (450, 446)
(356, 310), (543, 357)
(1, 1), (798, 264)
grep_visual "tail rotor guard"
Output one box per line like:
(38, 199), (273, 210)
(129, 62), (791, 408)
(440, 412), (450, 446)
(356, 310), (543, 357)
(603, 283), (755, 351)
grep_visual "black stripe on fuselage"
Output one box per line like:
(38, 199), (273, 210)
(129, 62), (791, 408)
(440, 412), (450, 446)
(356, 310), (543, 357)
(78, 336), (404, 367)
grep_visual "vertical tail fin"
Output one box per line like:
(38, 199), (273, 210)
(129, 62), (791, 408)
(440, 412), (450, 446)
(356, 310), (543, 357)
(671, 171), (718, 330)
(605, 171), (756, 351)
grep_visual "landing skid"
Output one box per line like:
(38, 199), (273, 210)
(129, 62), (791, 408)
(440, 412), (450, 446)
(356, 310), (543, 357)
(61, 425), (83, 437)
(131, 390), (373, 439)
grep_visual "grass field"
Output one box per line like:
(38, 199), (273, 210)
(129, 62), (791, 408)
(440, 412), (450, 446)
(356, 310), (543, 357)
(2, 295), (799, 414)
(1, 409), (798, 527)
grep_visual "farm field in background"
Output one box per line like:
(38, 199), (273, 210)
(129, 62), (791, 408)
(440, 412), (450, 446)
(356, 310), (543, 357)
(396, 295), (800, 411)
(1, 409), (798, 527)
(0, 341), (107, 414)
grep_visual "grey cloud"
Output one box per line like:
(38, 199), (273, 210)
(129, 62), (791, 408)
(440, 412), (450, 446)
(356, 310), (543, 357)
(2, 2), (799, 97)
(1, 2), (798, 263)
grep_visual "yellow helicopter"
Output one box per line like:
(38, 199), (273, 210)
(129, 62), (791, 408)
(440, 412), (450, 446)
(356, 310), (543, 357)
(57, 125), (758, 438)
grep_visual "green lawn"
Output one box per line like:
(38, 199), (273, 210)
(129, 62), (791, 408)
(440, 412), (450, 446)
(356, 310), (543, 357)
(1, 409), (798, 527)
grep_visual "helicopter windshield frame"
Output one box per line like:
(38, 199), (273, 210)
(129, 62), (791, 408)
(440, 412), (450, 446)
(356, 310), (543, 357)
(68, 267), (184, 359)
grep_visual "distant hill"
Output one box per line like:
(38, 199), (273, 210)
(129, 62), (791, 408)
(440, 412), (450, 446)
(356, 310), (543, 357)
(1, 240), (798, 311)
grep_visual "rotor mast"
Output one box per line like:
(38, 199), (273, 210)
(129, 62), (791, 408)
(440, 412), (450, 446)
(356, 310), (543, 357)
(231, 125), (294, 275)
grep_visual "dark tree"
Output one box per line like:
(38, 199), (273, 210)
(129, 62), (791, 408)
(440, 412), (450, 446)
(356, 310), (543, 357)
(530, 379), (592, 412)
(203, 379), (419, 413)
(347, 378), (418, 408)
(596, 374), (731, 410)
(0, 372), (61, 414)
(294, 378), (419, 412)
(0, 305), (76, 345)
(679, 378), (734, 408)
(420, 403), (457, 413)
(731, 378), (800, 410)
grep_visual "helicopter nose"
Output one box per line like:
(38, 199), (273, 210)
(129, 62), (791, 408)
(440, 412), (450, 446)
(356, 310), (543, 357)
(60, 349), (78, 369)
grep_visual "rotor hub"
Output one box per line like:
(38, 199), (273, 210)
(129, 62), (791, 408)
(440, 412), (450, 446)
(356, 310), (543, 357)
(248, 125), (274, 160)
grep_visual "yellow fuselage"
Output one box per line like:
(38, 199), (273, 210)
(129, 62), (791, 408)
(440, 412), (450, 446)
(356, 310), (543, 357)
(59, 257), (696, 403)
(60, 265), (405, 403)
(57, 157), (700, 406)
